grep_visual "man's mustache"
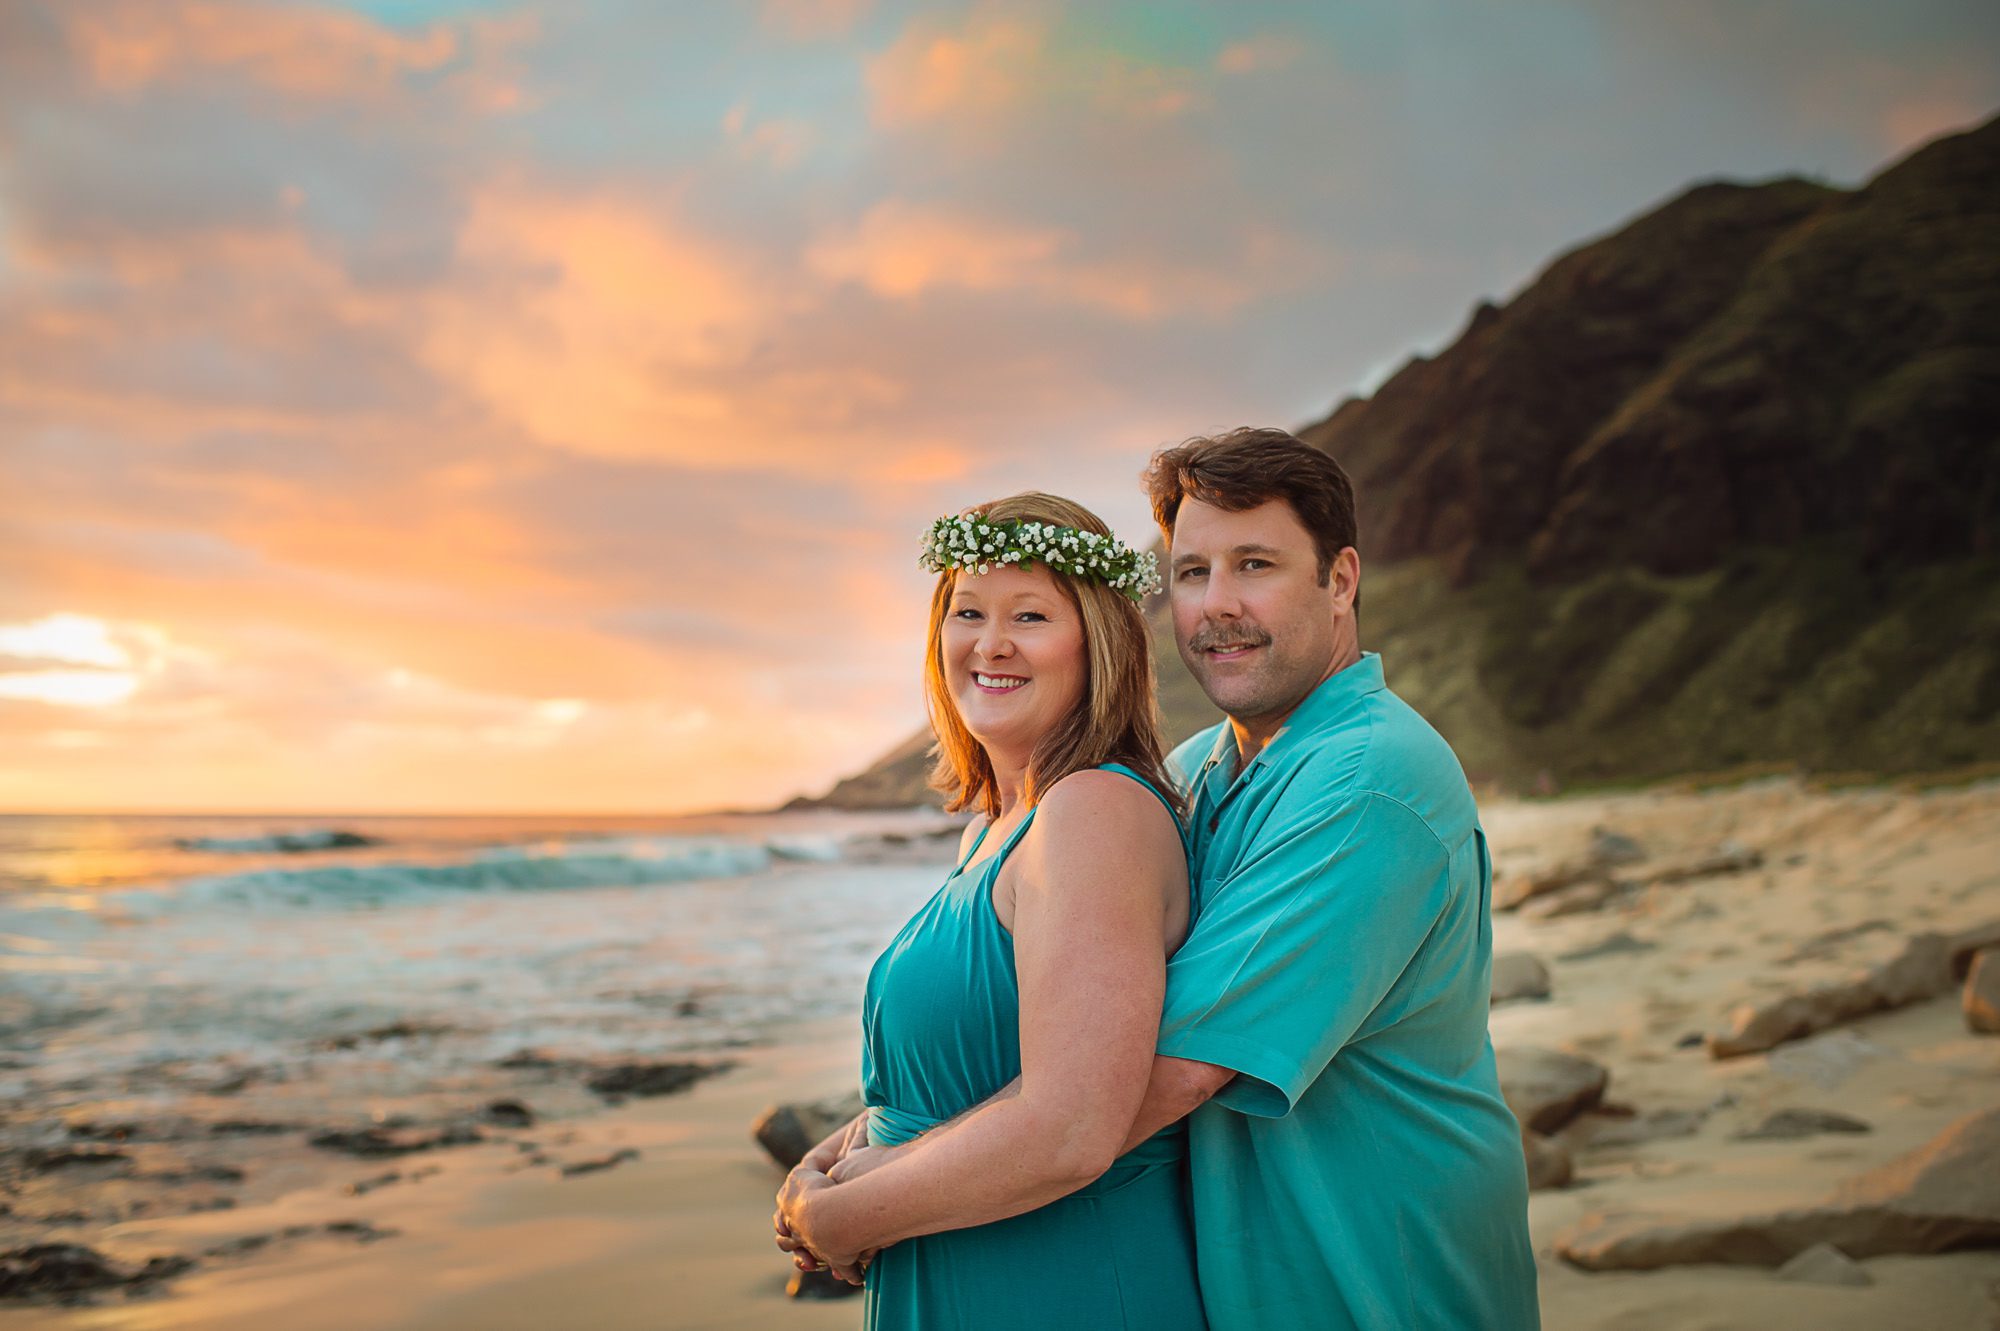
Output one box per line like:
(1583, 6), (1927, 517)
(1187, 624), (1273, 653)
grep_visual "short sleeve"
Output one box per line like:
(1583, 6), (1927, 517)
(1158, 791), (1451, 1117)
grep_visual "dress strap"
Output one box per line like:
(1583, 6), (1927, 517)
(952, 819), (995, 876)
(990, 806), (1040, 865)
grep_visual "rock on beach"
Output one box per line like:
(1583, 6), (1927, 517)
(1556, 1106), (2000, 1270)
(1496, 1048), (1609, 1135)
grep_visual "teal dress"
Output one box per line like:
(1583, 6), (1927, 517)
(858, 763), (1206, 1331)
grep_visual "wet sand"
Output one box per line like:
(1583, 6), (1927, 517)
(5, 778), (1998, 1329)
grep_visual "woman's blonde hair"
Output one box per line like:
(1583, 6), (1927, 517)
(922, 492), (1181, 819)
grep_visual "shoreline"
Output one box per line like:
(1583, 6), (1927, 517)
(5, 778), (1999, 1328)
(0, 1019), (868, 1331)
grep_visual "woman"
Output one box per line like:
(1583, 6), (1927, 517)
(773, 492), (1205, 1329)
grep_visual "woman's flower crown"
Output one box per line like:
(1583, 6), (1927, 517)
(918, 514), (1162, 601)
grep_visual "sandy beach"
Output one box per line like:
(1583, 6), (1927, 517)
(5, 777), (1999, 1329)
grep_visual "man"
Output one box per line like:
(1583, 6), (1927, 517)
(780, 426), (1539, 1329)
(1138, 427), (1538, 1329)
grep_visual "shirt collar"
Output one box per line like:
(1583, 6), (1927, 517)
(1198, 651), (1386, 782)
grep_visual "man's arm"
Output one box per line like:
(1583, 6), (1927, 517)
(822, 1050), (1231, 1189)
(1120, 1054), (1233, 1152)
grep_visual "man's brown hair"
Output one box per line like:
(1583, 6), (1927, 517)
(1144, 427), (1359, 593)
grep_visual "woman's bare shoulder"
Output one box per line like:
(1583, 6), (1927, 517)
(1031, 770), (1182, 862)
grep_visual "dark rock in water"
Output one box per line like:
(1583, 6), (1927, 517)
(585, 1061), (729, 1100)
(203, 1234), (272, 1259)
(482, 1099), (536, 1128)
(208, 1119), (297, 1137)
(494, 1049), (564, 1071)
(753, 1091), (867, 1170)
(0, 1244), (195, 1305)
(316, 1021), (450, 1051)
(19, 1148), (131, 1175)
(64, 1121), (143, 1143)
(323, 1220), (397, 1242)
(1497, 1048), (1609, 1134)
(1557, 1106), (2000, 1271)
(559, 1149), (639, 1177)
(146, 1165), (246, 1185)
(345, 1171), (402, 1196)
(308, 1125), (483, 1158)
(203, 1221), (395, 1261)
(787, 1267), (864, 1300)
(1675, 1032), (1705, 1049)
(201, 1068), (259, 1096)
(1734, 1109), (1872, 1141)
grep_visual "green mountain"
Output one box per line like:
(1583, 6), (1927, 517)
(800, 113), (2000, 808)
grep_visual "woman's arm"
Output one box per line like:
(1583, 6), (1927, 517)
(779, 771), (1184, 1266)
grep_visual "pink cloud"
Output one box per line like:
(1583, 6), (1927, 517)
(808, 200), (1331, 320)
(866, 14), (1046, 128)
(1217, 34), (1303, 75)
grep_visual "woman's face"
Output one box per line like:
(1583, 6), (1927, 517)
(940, 562), (1087, 761)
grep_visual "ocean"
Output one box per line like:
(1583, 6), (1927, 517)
(0, 808), (959, 1238)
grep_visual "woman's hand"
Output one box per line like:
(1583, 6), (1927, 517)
(797, 1109), (872, 1175)
(776, 1165), (872, 1281)
(827, 1141), (904, 1184)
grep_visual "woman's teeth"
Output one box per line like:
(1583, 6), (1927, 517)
(975, 673), (1026, 690)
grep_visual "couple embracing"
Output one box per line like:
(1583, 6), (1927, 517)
(776, 428), (1540, 1330)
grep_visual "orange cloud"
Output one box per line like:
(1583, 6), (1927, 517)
(1217, 34), (1303, 75)
(808, 200), (1328, 320)
(72, 1), (454, 98)
(63, 1), (535, 114)
(867, 15), (1045, 128)
(419, 184), (779, 464)
(807, 200), (1065, 297)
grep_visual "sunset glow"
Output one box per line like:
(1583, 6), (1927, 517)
(4, 0), (1995, 812)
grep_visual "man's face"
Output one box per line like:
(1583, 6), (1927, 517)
(1169, 497), (1348, 726)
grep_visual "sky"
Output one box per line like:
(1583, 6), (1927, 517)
(2, 0), (1996, 813)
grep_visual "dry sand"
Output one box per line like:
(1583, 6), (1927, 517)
(5, 777), (1998, 1329)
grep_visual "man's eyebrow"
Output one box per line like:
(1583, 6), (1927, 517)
(1175, 543), (1283, 568)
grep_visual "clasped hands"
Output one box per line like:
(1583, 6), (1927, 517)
(772, 1113), (899, 1286)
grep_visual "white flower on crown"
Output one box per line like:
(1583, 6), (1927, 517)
(915, 512), (1163, 601)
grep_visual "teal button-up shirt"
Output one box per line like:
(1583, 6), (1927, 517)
(1160, 652), (1539, 1330)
